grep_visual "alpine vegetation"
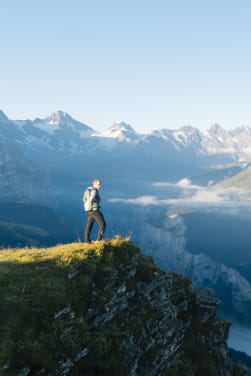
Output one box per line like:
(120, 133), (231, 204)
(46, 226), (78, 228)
(0, 238), (245, 375)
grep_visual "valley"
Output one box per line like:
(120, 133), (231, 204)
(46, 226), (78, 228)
(1, 109), (251, 359)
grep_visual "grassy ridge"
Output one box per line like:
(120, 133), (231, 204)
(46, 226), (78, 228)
(0, 238), (246, 375)
(214, 165), (251, 190)
(0, 238), (140, 374)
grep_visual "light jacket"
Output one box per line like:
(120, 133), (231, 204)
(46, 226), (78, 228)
(89, 187), (101, 210)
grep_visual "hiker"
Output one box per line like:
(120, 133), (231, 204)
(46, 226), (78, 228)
(83, 178), (106, 243)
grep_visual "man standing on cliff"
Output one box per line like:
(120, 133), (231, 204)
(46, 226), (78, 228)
(83, 178), (106, 243)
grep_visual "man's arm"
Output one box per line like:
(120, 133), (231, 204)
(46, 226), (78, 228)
(89, 188), (97, 203)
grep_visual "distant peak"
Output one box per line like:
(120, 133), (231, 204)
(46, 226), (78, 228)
(98, 121), (140, 142)
(209, 123), (225, 132)
(178, 125), (199, 132)
(108, 121), (137, 133)
(46, 111), (72, 125)
(0, 110), (9, 122)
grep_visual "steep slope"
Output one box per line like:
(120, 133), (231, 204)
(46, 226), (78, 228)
(0, 139), (51, 204)
(210, 164), (251, 201)
(137, 211), (251, 326)
(214, 165), (251, 191)
(0, 238), (245, 375)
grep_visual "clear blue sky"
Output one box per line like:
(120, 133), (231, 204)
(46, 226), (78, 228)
(1, 0), (251, 133)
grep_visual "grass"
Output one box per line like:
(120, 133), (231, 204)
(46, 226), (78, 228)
(214, 165), (251, 190)
(0, 237), (140, 374)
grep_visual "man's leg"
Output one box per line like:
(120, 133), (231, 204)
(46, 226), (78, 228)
(85, 212), (95, 242)
(91, 210), (106, 240)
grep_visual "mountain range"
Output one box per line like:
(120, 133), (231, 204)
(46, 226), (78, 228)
(1, 109), (251, 156)
(1, 108), (251, 345)
(2, 108), (251, 204)
(2, 109), (251, 162)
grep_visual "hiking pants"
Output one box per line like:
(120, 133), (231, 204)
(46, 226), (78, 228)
(85, 209), (106, 242)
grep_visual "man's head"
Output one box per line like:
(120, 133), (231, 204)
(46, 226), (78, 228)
(93, 178), (102, 189)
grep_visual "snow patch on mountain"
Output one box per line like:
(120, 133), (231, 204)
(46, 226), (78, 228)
(148, 126), (205, 153)
(0, 110), (10, 122)
(99, 121), (142, 143)
(32, 119), (59, 135)
(202, 124), (236, 155)
(31, 111), (94, 138)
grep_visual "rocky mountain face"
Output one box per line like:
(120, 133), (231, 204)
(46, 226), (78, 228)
(2, 109), (251, 196)
(136, 213), (251, 326)
(2, 109), (251, 205)
(2, 110), (251, 163)
(0, 239), (246, 375)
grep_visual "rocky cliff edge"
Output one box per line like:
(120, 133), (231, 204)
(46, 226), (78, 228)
(0, 238), (246, 375)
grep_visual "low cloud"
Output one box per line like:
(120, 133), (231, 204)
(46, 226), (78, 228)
(153, 178), (202, 190)
(109, 177), (251, 210)
(109, 196), (159, 205)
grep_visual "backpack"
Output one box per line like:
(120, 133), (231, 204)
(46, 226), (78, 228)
(83, 187), (96, 211)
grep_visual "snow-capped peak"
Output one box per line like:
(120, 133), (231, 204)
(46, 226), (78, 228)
(45, 111), (75, 125)
(99, 121), (140, 142)
(108, 121), (136, 134)
(32, 111), (94, 136)
(0, 110), (10, 122)
(207, 123), (227, 136)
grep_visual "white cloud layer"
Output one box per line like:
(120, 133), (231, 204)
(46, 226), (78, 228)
(109, 178), (251, 210)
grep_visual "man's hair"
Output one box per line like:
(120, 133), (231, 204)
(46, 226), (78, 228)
(93, 178), (101, 185)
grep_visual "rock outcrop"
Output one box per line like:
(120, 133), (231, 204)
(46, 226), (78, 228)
(0, 239), (246, 375)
